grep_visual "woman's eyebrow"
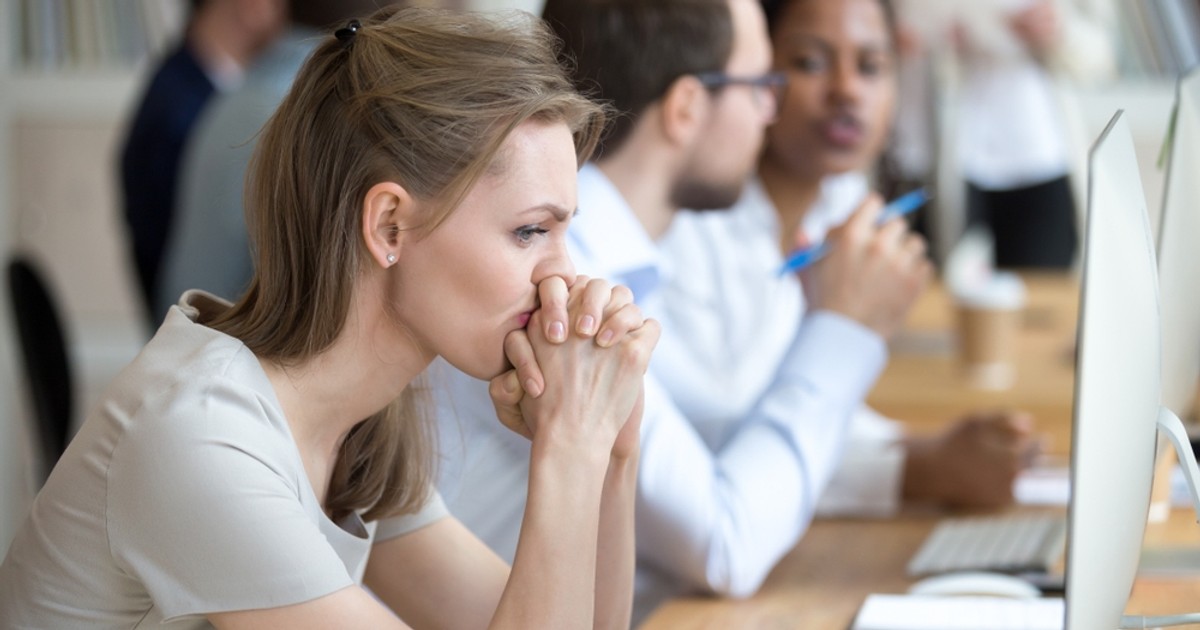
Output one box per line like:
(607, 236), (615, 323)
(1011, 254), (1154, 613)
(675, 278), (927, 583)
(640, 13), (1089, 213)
(523, 203), (574, 222)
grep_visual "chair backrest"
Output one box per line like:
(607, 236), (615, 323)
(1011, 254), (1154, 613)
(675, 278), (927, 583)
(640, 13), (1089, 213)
(6, 256), (72, 481)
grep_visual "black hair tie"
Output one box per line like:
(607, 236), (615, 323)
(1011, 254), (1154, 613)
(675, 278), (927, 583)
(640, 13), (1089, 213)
(336, 19), (361, 47)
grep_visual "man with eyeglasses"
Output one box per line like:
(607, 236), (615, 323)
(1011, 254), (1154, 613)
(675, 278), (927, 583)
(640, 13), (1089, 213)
(430, 0), (929, 623)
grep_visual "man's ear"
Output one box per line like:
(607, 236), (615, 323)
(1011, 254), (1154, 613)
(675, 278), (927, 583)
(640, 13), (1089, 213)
(361, 181), (417, 268)
(658, 74), (710, 148)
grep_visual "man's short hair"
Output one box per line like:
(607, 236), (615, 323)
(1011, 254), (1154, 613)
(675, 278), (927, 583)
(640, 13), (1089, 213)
(543, 0), (733, 158)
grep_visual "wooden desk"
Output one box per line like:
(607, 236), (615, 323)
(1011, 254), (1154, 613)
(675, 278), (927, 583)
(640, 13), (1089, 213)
(640, 273), (1200, 629)
(870, 272), (1079, 454)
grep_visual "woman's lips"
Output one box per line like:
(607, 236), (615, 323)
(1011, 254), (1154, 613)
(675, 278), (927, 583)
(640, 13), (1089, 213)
(517, 311), (533, 328)
(819, 115), (865, 148)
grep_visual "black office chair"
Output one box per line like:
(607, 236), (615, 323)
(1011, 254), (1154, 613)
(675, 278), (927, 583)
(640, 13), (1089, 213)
(6, 256), (72, 482)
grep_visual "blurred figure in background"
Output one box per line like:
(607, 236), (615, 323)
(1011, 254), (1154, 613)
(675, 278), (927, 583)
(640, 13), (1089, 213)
(155, 0), (394, 321)
(120, 0), (286, 327)
(659, 0), (1038, 528)
(896, 0), (1117, 266)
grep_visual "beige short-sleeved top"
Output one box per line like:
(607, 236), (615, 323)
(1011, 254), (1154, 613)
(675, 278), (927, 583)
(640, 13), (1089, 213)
(0, 292), (447, 628)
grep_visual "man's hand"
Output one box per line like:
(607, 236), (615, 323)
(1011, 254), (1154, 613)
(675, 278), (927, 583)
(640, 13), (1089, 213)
(902, 411), (1040, 509)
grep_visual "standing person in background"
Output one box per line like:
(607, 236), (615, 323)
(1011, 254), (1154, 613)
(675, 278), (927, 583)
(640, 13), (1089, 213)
(904, 0), (1117, 267)
(2, 7), (655, 627)
(958, 0), (1116, 268)
(156, 0), (388, 321)
(433, 0), (930, 622)
(658, 0), (1039, 527)
(121, 0), (286, 327)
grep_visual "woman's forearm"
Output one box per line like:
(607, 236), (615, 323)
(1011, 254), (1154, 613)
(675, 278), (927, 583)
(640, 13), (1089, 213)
(593, 452), (638, 630)
(491, 431), (609, 629)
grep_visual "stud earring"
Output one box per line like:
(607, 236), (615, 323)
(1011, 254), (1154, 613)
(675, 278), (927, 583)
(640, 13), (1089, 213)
(386, 253), (396, 264)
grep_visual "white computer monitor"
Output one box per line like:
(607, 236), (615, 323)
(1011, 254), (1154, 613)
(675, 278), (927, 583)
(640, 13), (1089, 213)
(1066, 110), (1200, 630)
(1158, 66), (1200, 419)
(1065, 110), (1163, 629)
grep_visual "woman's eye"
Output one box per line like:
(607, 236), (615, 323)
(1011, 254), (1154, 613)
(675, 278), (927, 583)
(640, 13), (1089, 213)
(791, 54), (826, 73)
(860, 55), (888, 77)
(514, 225), (550, 244)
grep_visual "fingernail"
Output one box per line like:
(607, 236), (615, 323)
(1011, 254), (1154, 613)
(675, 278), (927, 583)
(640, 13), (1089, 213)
(597, 330), (615, 347)
(549, 321), (566, 342)
(524, 378), (542, 398)
(578, 315), (596, 335)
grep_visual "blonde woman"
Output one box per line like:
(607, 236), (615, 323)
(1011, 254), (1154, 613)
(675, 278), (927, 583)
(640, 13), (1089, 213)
(0, 7), (656, 629)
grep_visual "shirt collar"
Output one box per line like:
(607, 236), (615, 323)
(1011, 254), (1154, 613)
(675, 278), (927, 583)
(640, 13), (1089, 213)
(738, 172), (868, 243)
(569, 163), (669, 303)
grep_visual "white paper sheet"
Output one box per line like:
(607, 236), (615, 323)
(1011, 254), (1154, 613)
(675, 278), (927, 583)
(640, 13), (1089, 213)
(853, 594), (1064, 630)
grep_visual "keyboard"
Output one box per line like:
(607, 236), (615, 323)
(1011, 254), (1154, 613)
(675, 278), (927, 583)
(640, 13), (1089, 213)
(907, 513), (1067, 577)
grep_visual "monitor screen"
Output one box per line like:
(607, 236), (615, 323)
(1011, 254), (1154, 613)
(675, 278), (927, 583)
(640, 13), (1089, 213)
(1065, 110), (1161, 629)
(1157, 66), (1200, 419)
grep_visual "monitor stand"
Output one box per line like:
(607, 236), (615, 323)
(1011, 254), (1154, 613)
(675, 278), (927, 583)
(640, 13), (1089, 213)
(1155, 406), (1200, 524)
(1117, 408), (1200, 629)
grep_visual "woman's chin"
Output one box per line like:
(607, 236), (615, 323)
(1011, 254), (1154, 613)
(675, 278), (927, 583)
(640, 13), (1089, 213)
(442, 353), (508, 383)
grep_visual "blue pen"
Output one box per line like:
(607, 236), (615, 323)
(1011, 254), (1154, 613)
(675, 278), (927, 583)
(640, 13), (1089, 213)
(776, 187), (931, 276)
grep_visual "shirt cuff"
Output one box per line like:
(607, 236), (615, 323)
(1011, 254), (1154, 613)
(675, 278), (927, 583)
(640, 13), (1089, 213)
(815, 437), (906, 518)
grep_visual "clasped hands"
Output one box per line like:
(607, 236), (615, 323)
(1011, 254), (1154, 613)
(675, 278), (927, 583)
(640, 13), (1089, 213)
(488, 275), (660, 461)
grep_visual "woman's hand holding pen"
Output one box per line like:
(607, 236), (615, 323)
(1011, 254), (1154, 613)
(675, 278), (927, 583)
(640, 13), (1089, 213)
(489, 276), (659, 461)
(798, 193), (932, 340)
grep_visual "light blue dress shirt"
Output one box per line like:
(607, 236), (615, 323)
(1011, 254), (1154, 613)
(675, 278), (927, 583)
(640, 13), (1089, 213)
(658, 174), (909, 519)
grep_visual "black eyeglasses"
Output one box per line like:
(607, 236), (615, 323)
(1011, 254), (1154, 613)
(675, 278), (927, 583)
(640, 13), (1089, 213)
(694, 71), (788, 112)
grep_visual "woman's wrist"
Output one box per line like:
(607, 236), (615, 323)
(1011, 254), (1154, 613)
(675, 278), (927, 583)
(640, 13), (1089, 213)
(530, 422), (613, 472)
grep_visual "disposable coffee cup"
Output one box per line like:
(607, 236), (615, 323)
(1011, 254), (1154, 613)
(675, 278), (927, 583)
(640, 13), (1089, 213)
(953, 272), (1026, 390)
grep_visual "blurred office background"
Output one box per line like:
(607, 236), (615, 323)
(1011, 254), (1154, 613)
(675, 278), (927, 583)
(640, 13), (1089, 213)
(0, 0), (1190, 554)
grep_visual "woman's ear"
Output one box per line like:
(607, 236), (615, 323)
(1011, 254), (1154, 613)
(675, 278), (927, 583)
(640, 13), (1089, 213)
(362, 181), (417, 269)
(659, 74), (709, 148)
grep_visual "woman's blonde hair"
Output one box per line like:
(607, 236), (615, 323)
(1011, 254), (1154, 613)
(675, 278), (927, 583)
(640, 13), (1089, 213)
(212, 6), (606, 522)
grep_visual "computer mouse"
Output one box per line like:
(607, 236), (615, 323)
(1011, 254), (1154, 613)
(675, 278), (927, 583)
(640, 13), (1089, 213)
(908, 571), (1041, 599)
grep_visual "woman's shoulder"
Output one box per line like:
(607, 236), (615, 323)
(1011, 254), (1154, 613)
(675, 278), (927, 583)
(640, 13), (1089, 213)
(100, 317), (308, 534)
(100, 304), (295, 473)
